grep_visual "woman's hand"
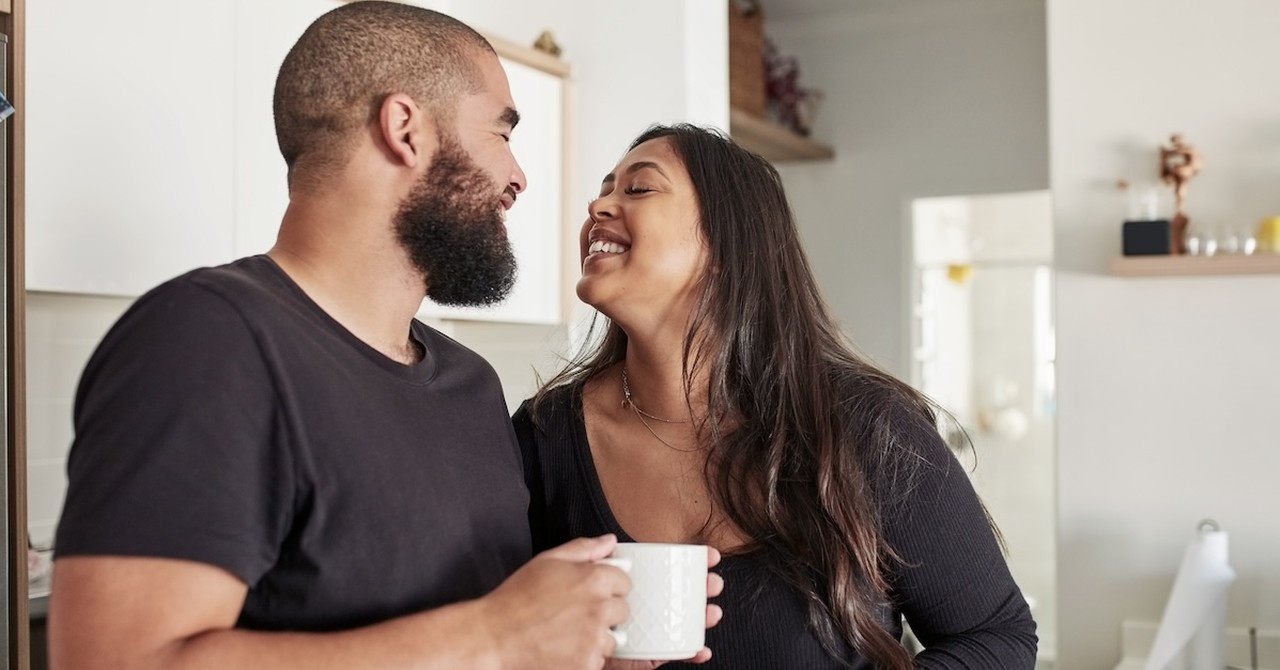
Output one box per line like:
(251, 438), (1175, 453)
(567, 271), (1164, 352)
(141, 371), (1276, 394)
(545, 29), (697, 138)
(604, 547), (725, 669)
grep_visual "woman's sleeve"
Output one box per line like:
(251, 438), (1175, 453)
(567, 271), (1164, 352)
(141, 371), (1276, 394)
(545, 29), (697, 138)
(511, 400), (555, 554)
(879, 410), (1039, 669)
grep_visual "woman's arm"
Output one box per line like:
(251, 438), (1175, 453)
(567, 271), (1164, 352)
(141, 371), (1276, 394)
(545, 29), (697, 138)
(512, 400), (557, 553)
(880, 411), (1038, 669)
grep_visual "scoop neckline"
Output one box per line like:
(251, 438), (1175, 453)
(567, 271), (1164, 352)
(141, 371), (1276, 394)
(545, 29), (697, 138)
(565, 382), (757, 560)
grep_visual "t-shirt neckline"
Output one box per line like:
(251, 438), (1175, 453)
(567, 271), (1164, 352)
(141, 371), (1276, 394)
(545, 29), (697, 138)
(251, 255), (439, 385)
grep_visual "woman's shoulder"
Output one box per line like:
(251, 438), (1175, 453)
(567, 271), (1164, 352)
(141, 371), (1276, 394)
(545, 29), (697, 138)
(513, 380), (583, 436)
(836, 368), (937, 442)
(833, 367), (956, 490)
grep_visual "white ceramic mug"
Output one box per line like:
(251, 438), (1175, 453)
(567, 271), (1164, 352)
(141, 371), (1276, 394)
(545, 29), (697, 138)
(600, 542), (708, 661)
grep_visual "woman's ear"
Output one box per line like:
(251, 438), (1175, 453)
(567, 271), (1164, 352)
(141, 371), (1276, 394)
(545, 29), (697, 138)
(377, 92), (438, 169)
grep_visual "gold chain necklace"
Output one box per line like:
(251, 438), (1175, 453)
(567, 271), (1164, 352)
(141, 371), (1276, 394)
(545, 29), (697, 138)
(621, 367), (691, 423)
(620, 366), (705, 453)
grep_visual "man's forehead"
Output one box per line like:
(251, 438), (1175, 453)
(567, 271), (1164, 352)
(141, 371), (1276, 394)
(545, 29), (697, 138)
(475, 56), (516, 107)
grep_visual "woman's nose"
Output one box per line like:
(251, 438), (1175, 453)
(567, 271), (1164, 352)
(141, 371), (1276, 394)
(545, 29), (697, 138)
(587, 197), (616, 220)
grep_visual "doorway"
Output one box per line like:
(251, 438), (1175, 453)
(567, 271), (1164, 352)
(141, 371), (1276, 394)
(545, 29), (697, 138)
(910, 190), (1056, 665)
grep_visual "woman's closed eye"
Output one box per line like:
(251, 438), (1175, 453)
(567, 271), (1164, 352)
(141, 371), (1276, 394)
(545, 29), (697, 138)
(623, 184), (654, 195)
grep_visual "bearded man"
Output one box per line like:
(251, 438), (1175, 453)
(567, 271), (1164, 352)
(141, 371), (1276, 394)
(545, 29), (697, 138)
(48, 4), (644, 668)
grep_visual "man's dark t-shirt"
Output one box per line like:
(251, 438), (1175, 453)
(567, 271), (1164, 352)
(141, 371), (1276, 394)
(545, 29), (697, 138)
(55, 255), (531, 631)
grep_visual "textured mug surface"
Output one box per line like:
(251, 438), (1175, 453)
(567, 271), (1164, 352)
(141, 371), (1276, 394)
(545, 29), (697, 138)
(608, 542), (708, 661)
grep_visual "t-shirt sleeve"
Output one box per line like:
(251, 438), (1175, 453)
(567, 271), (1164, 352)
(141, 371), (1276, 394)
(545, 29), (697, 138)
(878, 410), (1039, 668)
(54, 278), (294, 586)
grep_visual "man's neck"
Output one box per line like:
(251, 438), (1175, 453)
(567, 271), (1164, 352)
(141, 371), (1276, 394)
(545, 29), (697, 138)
(268, 194), (427, 365)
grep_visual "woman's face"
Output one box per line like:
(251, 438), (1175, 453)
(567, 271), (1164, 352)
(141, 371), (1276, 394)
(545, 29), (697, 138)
(576, 137), (708, 329)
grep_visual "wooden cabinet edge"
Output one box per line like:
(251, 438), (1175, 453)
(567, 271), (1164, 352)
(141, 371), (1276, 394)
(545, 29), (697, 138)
(5, 0), (29, 667)
(729, 107), (834, 163)
(1110, 254), (1280, 277)
(484, 32), (569, 79)
(329, 3), (569, 77)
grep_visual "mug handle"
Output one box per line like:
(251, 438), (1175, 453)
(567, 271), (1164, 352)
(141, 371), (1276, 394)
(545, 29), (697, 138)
(596, 557), (632, 649)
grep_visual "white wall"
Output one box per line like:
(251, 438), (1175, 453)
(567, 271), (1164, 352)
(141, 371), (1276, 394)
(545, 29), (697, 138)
(764, 0), (1049, 376)
(1048, 1), (1280, 668)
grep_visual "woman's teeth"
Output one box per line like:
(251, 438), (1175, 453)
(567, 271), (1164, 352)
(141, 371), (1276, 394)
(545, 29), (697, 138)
(588, 240), (627, 255)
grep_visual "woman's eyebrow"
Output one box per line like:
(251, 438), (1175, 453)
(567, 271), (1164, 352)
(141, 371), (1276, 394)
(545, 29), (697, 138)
(601, 161), (669, 185)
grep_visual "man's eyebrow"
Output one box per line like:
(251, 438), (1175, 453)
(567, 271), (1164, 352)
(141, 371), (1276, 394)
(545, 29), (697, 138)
(500, 107), (520, 129)
(601, 161), (668, 184)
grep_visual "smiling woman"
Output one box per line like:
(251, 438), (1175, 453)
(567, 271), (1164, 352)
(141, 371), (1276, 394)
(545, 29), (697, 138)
(577, 141), (706, 332)
(516, 124), (1038, 669)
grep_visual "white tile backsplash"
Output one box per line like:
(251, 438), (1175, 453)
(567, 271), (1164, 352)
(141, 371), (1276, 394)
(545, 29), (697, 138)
(1118, 620), (1280, 670)
(445, 320), (573, 412)
(27, 462), (70, 548)
(25, 292), (135, 547)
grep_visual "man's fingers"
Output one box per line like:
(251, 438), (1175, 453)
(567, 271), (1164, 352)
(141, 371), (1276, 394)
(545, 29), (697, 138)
(587, 561), (632, 598)
(599, 625), (620, 658)
(604, 592), (631, 626)
(539, 534), (619, 562)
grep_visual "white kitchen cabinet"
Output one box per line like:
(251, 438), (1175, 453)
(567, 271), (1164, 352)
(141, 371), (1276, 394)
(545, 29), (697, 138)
(232, 0), (337, 259)
(28, 2), (569, 324)
(26, 0), (237, 296)
(417, 53), (567, 325)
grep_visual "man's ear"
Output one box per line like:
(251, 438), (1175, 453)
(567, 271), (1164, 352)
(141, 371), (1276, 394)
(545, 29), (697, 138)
(378, 92), (438, 170)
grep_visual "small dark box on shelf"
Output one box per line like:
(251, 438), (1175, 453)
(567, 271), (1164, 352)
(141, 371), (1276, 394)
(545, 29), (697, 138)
(1122, 219), (1172, 256)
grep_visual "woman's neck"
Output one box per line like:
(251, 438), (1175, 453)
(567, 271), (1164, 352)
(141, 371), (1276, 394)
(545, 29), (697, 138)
(619, 339), (709, 424)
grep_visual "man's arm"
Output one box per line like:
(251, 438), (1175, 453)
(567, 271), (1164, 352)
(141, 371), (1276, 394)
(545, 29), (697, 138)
(50, 536), (630, 670)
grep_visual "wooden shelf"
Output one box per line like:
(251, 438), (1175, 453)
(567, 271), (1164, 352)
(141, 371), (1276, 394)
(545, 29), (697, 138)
(483, 32), (570, 78)
(1110, 254), (1280, 277)
(729, 107), (834, 163)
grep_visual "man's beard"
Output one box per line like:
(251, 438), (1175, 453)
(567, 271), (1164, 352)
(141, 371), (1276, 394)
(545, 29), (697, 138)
(394, 134), (517, 307)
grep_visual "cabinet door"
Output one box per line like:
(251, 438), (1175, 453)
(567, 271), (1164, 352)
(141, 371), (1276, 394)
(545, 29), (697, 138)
(233, 0), (337, 259)
(417, 57), (564, 325)
(26, 0), (237, 296)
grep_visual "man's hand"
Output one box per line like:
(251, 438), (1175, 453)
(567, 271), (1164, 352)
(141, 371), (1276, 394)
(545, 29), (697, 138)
(479, 535), (632, 670)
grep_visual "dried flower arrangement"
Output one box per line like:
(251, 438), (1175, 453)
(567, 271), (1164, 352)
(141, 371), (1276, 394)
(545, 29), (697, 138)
(764, 38), (823, 137)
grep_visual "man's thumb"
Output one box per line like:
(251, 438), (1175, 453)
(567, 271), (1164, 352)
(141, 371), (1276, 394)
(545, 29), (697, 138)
(539, 534), (618, 562)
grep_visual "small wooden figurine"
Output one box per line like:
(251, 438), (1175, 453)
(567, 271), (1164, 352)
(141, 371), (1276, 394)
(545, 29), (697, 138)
(533, 30), (562, 59)
(1159, 133), (1203, 254)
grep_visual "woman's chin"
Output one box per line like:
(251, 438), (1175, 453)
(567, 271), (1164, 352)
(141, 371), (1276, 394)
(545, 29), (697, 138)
(575, 280), (605, 311)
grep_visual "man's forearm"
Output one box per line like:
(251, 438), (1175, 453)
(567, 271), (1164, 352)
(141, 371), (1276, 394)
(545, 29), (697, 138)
(64, 599), (501, 670)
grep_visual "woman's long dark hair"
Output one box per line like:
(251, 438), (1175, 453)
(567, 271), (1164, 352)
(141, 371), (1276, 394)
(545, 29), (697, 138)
(535, 124), (935, 668)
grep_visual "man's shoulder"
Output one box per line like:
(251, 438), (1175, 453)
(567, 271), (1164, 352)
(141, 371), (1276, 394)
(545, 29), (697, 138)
(132, 256), (297, 322)
(178, 255), (290, 305)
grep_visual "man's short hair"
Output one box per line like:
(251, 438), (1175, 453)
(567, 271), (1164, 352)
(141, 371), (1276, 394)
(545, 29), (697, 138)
(274, 1), (494, 191)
